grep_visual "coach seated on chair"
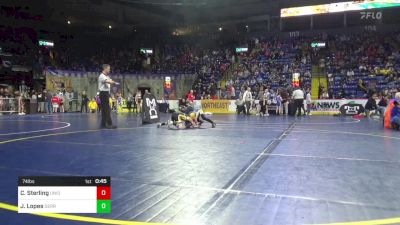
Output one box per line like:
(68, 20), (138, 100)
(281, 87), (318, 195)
(364, 94), (378, 117)
(88, 98), (98, 113)
(179, 98), (188, 108)
(377, 95), (388, 116)
(158, 98), (169, 113)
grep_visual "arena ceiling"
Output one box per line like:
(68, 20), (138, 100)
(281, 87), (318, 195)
(6, 0), (337, 27)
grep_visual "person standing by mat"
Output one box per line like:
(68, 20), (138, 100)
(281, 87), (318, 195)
(292, 87), (304, 117)
(305, 89), (312, 115)
(243, 87), (252, 115)
(98, 64), (118, 129)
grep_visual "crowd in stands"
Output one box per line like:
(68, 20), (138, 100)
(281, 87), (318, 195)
(0, 84), (151, 115)
(191, 49), (232, 99)
(186, 32), (400, 119)
(52, 46), (141, 73)
(217, 37), (312, 101)
(0, 26), (45, 65)
(40, 39), (230, 75)
(152, 45), (202, 74)
(190, 32), (400, 103)
(1, 26), (400, 110)
(0, 26), (37, 55)
(325, 32), (400, 99)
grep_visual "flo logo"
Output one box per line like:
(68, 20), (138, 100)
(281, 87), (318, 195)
(360, 11), (382, 20)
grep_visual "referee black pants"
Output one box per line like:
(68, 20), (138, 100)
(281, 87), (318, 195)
(100, 91), (112, 127)
(294, 99), (303, 116)
(245, 101), (251, 115)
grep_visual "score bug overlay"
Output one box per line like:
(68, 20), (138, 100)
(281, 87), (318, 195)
(18, 176), (111, 213)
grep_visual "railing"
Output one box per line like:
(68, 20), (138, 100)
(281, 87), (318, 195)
(0, 98), (18, 114)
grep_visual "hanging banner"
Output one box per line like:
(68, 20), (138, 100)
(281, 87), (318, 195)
(163, 76), (177, 100)
(46, 75), (72, 92)
(292, 72), (300, 87)
(165, 99), (369, 114)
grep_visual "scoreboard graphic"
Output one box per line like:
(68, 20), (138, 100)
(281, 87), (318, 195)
(18, 176), (111, 213)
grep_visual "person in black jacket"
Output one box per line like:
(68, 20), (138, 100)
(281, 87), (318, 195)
(37, 90), (45, 113)
(364, 94), (378, 117)
(81, 90), (89, 113)
(377, 95), (388, 116)
(44, 89), (53, 114)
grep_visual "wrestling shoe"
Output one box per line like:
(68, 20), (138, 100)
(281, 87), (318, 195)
(157, 123), (161, 128)
(212, 123), (216, 128)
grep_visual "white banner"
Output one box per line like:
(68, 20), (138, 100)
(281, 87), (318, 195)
(309, 99), (368, 113)
(166, 99), (369, 114)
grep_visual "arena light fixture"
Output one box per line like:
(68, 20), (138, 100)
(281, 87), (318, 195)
(67, 20), (71, 24)
(108, 25), (112, 29)
(218, 27), (222, 31)
(281, 0), (400, 17)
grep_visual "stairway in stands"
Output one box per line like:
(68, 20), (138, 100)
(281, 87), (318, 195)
(311, 65), (327, 99)
(220, 62), (239, 88)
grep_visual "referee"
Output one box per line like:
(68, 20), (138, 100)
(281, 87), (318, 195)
(98, 64), (118, 129)
(292, 87), (305, 117)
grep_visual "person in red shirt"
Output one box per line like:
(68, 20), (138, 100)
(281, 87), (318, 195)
(51, 94), (60, 113)
(187, 90), (195, 102)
